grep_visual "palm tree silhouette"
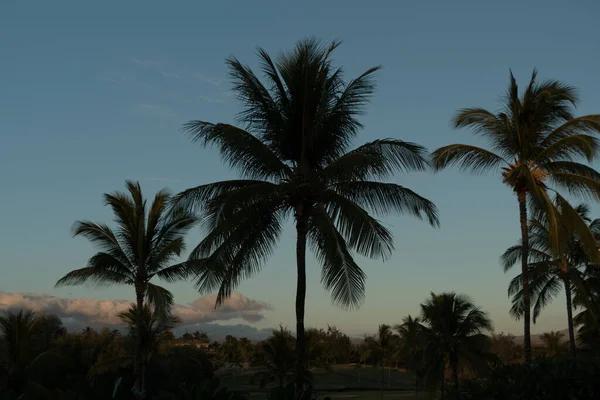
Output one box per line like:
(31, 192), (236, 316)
(174, 38), (439, 394)
(418, 292), (493, 396)
(56, 181), (198, 398)
(540, 331), (566, 356)
(432, 70), (600, 362)
(502, 202), (600, 355)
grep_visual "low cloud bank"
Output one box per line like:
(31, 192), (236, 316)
(0, 291), (274, 334)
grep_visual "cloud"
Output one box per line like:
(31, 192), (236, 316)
(191, 72), (224, 87)
(132, 103), (175, 118)
(196, 95), (224, 104)
(0, 292), (274, 331)
(130, 57), (180, 79)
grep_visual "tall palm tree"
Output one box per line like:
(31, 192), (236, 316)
(395, 316), (425, 399)
(432, 70), (600, 362)
(540, 331), (566, 356)
(419, 292), (493, 396)
(502, 203), (600, 355)
(174, 38), (439, 395)
(55, 181), (198, 398)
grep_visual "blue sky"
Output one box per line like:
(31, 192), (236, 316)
(2, 0), (600, 337)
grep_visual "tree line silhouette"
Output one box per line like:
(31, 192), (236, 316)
(3, 37), (600, 399)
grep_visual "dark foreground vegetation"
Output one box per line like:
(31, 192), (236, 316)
(5, 37), (600, 399)
(1, 307), (600, 399)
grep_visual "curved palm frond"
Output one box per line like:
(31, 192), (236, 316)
(323, 139), (429, 182)
(332, 181), (439, 227)
(323, 189), (393, 260)
(309, 205), (366, 310)
(71, 221), (132, 266)
(145, 283), (174, 320)
(182, 122), (290, 180)
(431, 144), (508, 173)
(55, 253), (134, 288)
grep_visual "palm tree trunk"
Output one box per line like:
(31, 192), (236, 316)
(518, 190), (532, 363)
(440, 356), (445, 400)
(380, 358), (384, 400)
(414, 374), (419, 400)
(133, 285), (145, 399)
(295, 211), (308, 399)
(563, 276), (577, 355)
(449, 352), (459, 391)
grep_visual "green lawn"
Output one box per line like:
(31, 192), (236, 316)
(219, 364), (417, 399)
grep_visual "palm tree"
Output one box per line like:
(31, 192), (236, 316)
(117, 303), (182, 364)
(574, 266), (600, 351)
(0, 310), (60, 398)
(174, 38), (439, 394)
(501, 203), (600, 355)
(432, 70), (600, 362)
(419, 292), (493, 396)
(395, 316), (425, 399)
(364, 324), (395, 400)
(540, 331), (566, 356)
(55, 181), (198, 398)
(255, 326), (295, 388)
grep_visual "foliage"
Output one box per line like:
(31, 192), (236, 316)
(432, 69), (600, 362)
(254, 326), (296, 388)
(454, 356), (600, 400)
(55, 180), (198, 397)
(418, 292), (494, 391)
(489, 333), (521, 364)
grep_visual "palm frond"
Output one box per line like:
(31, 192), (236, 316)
(152, 259), (207, 283)
(332, 181), (439, 227)
(538, 134), (600, 163)
(181, 122), (290, 180)
(550, 172), (600, 202)
(55, 263), (132, 288)
(323, 189), (393, 260)
(431, 144), (507, 173)
(322, 139), (429, 182)
(71, 221), (132, 266)
(500, 244), (551, 272)
(171, 180), (268, 213)
(309, 205), (366, 310)
(145, 283), (174, 321)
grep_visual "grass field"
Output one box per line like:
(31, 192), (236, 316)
(219, 365), (420, 400)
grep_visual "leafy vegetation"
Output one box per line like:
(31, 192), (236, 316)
(4, 38), (600, 399)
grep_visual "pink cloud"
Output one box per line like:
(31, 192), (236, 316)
(0, 292), (273, 328)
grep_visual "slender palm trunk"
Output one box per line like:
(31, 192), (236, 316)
(449, 352), (459, 391)
(133, 285), (145, 399)
(414, 374), (419, 400)
(380, 357), (384, 400)
(440, 356), (445, 400)
(295, 211), (308, 399)
(518, 191), (532, 363)
(563, 276), (577, 355)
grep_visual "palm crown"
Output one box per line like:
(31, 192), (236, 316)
(433, 70), (600, 249)
(176, 38), (439, 309)
(419, 292), (493, 390)
(56, 180), (198, 316)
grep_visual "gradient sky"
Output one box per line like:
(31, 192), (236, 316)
(2, 0), (600, 337)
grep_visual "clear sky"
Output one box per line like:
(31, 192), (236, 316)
(2, 0), (600, 337)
